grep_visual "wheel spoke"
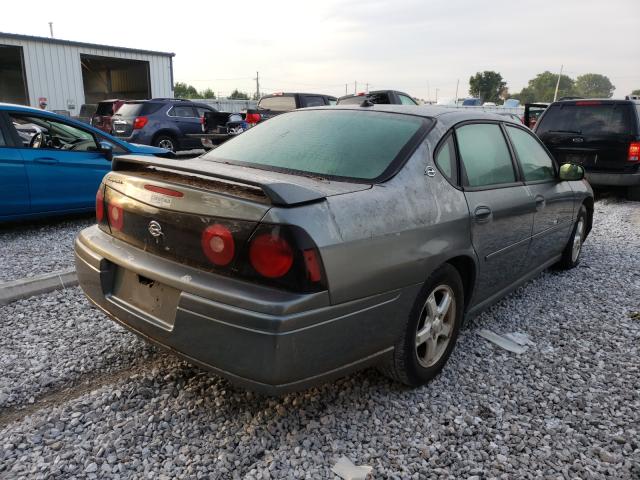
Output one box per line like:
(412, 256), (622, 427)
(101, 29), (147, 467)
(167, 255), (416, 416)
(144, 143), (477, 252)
(424, 337), (438, 364)
(426, 293), (438, 318)
(439, 322), (452, 338)
(437, 291), (452, 317)
(415, 324), (431, 347)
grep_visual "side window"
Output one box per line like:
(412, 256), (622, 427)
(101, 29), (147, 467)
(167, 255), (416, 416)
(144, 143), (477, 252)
(456, 123), (516, 187)
(399, 94), (417, 105)
(197, 107), (213, 117)
(172, 106), (197, 118)
(0, 126), (5, 146)
(9, 114), (98, 151)
(303, 96), (326, 107)
(435, 135), (457, 184)
(506, 126), (555, 181)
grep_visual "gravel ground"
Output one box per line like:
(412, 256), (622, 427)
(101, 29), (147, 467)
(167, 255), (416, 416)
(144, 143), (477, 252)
(0, 215), (94, 282)
(1, 199), (639, 479)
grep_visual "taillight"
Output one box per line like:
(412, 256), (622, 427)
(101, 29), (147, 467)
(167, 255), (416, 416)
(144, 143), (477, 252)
(245, 112), (261, 124)
(133, 116), (148, 129)
(201, 224), (235, 266)
(96, 187), (104, 222)
(303, 249), (322, 282)
(249, 233), (294, 278)
(107, 203), (124, 231)
(629, 142), (640, 162)
(144, 184), (184, 197)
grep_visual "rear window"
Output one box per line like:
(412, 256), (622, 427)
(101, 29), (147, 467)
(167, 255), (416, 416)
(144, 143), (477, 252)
(258, 96), (297, 111)
(337, 95), (367, 105)
(114, 102), (164, 117)
(203, 110), (429, 181)
(338, 93), (392, 105)
(537, 103), (635, 136)
(95, 102), (115, 116)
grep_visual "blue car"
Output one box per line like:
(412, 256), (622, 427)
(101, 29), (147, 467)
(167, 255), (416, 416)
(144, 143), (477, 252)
(0, 103), (167, 222)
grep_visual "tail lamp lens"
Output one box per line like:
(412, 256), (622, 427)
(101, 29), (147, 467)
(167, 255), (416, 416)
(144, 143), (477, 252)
(201, 224), (235, 266)
(107, 204), (124, 231)
(96, 188), (104, 222)
(133, 116), (148, 129)
(249, 233), (294, 278)
(629, 142), (640, 162)
(303, 249), (322, 282)
(245, 113), (261, 124)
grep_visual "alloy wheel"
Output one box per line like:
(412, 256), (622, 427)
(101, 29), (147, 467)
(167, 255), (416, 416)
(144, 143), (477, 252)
(415, 285), (456, 368)
(571, 218), (585, 263)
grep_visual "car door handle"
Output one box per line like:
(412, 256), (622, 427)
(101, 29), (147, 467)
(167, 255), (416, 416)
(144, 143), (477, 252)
(535, 195), (546, 210)
(34, 157), (59, 165)
(473, 206), (492, 222)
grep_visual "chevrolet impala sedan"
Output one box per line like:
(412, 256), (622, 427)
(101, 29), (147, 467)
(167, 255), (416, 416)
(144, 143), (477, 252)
(75, 105), (593, 394)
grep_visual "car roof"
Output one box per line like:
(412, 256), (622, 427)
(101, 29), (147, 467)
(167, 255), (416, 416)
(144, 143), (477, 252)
(305, 104), (521, 128)
(260, 93), (332, 98)
(337, 90), (411, 100)
(0, 102), (59, 115)
(551, 98), (638, 106)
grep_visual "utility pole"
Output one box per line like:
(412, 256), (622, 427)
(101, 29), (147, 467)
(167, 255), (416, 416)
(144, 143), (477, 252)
(254, 71), (260, 99)
(455, 79), (460, 103)
(365, 83), (369, 93)
(427, 81), (430, 103)
(48, 22), (54, 38)
(553, 65), (563, 102)
(435, 88), (439, 104)
(345, 84), (348, 95)
(354, 81), (357, 94)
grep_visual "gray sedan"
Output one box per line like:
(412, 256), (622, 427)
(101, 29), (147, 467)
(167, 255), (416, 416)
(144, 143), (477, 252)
(75, 105), (593, 394)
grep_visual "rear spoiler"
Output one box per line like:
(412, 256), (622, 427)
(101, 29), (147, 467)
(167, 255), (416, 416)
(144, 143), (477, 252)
(112, 155), (326, 207)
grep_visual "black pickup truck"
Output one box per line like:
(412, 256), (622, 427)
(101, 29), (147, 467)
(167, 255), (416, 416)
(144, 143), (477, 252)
(196, 92), (337, 148)
(337, 90), (418, 106)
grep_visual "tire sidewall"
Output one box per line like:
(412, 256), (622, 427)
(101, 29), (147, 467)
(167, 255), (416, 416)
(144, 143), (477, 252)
(154, 135), (176, 152)
(402, 264), (464, 385)
(568, 206), (587, 267)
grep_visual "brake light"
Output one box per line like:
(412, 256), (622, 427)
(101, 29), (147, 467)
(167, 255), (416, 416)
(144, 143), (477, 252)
(144, 184), (184, 197)
(201, 224), (235, 266)
(96, 187), (104, 222)
(249, 233), (294, 278)
(132, 116), (148, 129)
(575, 101), (602, 106)
(629, 142), (640, 162)
(107, 204), (124, 231)
(303, 249), (322, 282)
(245, 112), (261, 124)
(200, 116), (205, 124)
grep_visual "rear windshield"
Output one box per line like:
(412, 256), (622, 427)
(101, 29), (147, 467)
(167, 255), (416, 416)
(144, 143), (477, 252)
(95, 102), (115, 116)
(114, 102), (163, 117)
(537, 103), (636, 136)
(203, 110), (429, 181)
(258, 96), (296, 111)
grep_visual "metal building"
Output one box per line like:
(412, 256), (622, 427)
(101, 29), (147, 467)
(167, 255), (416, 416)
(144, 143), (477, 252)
(0, 32), (174, 115)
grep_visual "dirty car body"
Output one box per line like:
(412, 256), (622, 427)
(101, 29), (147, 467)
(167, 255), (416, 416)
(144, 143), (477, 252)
(75, 106), (593, 394)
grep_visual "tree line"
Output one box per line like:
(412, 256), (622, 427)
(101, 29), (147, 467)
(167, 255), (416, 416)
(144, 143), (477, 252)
(468, 71), (634, 104)
(173, 82), (255, 100)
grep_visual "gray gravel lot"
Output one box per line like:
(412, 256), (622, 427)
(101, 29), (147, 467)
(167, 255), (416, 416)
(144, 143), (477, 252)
(0, 215), (94, 282)
(1, 199), (639, 479)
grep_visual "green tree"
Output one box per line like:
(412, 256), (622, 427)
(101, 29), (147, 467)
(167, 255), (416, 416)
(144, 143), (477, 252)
(514, 71), (575, 103)
(468, 71), (507, 103)
(173, 82), (202, 99)
(631, 89), (640, 96)
(201, 88), (216, 99)
(229, 89), (250, 100)
(575, 73), (615, 98)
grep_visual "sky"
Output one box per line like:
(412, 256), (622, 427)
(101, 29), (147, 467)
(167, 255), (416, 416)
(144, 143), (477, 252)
(1, 0), (638, 100)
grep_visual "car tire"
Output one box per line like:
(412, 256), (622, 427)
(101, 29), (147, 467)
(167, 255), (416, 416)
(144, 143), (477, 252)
(556, 205), (587, 270)
(381, 263), (464, 387)
(153, 134), (177, 152)
(627, 186), (640, 202)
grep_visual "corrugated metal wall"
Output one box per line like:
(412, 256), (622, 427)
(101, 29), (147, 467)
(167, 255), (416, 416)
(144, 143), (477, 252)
(196, 99), (257, 113)
(0, 35), (173, 115)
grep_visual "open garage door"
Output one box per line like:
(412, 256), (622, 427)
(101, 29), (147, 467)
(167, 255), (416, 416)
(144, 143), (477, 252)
(0, 45), (29, 105)
(81, 54), (151, 103)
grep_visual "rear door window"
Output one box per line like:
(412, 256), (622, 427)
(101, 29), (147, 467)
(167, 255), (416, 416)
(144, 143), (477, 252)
(204, 110), (430, 181)
(434, 135), (457, 184)
(258, 96), (297, 111)
(456, 123), (516, 187)
(303, 96), (326, 107)
(0, 126), (5, 146)
(506, 125), (555, 182)
(537, 103), (635, 135)
(95, 102), (114, 116)
(171, 106), (198, 118)
(398, 94), (418, 105)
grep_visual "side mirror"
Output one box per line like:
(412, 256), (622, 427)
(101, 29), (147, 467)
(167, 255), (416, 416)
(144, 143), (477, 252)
(98, 141), (114, 162)
(558, 163), (585, 181)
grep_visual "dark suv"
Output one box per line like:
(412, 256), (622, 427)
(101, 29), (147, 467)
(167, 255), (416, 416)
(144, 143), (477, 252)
(337, 90), (418, 105)
(535, 99), (640, 200)
(111, 99), (216, 152)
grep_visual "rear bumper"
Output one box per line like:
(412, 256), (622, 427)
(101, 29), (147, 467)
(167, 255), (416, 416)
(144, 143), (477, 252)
(74, 226), (416, 394)
(585, 171), (640, 187)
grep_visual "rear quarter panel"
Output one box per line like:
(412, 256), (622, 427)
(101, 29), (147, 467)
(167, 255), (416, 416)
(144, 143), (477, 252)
(263, 130), (475, 306)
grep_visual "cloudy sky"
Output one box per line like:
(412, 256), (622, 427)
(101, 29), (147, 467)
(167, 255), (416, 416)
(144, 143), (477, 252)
(2, 0), (638, 100)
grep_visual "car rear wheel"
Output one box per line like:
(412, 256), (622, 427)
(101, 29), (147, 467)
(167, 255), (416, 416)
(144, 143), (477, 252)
(153, 134), (177, 152)
(556, 205), (587, 270)
(381, 264), (464, 387)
